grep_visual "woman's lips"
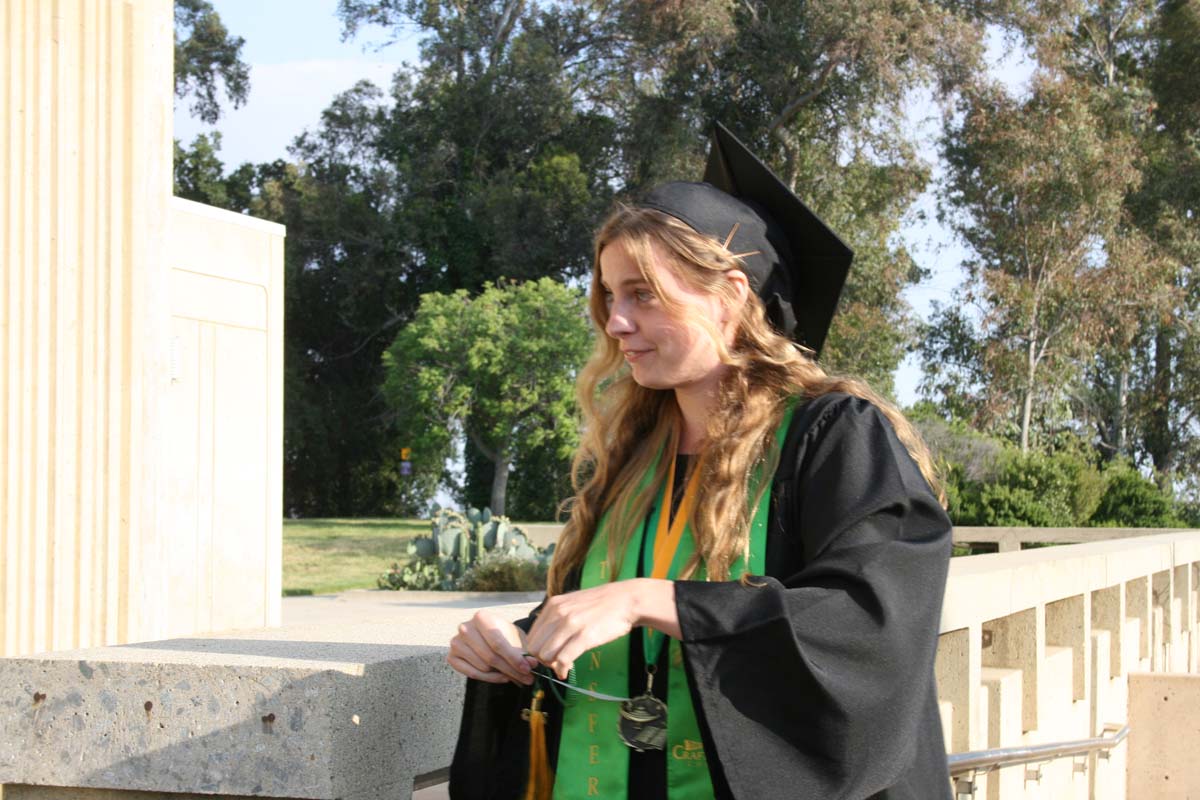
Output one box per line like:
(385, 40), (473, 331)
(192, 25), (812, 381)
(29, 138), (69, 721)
(622, 348), (652, 362)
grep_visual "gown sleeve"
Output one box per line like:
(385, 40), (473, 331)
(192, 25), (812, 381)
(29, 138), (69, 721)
(673, 393), (953, 800)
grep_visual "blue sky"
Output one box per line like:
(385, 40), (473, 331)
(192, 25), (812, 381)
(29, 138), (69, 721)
(174, 1), (1036, 407)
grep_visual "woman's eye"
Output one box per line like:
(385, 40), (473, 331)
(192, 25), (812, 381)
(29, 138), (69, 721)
(602, 290), (614, 308)
(635, 290), (655, 303)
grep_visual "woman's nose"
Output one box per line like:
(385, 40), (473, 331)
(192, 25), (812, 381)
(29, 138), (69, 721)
(605, 305), (635, 338)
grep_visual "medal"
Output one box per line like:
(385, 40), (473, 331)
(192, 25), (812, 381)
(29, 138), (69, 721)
(618, 665), (668, 751)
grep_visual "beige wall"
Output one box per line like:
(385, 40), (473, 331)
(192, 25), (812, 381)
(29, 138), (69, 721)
(165, 198), (284, 636)
(1, 0), (284, 657)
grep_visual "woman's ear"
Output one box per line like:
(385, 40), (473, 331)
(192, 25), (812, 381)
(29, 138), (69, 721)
(722, 269), (751, 328)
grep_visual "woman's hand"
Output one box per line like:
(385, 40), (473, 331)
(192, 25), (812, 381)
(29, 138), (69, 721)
(524, 578), (679, 679)
(447, 608), (539, 685)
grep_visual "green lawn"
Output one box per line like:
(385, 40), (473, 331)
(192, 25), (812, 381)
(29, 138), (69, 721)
(282, 518), (426, 596)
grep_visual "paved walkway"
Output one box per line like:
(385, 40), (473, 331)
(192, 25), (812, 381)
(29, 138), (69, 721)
(282, 587), (543, 626)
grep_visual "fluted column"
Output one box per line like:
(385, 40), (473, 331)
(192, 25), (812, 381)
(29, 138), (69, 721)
(1, 0), (174, 656)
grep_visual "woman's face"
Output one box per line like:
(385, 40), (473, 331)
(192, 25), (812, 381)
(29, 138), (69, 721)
(598, 238), (736, 393)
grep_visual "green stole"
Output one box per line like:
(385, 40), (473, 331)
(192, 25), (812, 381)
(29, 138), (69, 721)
(553, 405), (794, 799)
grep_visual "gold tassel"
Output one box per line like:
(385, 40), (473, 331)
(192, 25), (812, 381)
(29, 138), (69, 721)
(522, 689), (554, 800)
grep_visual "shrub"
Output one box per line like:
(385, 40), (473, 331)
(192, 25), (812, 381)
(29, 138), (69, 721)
(457, 553), (548, 592)
(953, 450), (1104, 527)
(1090, 462), (1183, 528)
(378, 559), (445, 590)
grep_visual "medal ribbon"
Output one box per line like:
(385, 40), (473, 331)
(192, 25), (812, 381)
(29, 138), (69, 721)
(553, 404), (795, 799)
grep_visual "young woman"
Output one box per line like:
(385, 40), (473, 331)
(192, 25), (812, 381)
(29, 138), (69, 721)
(447, 126), (953, 800)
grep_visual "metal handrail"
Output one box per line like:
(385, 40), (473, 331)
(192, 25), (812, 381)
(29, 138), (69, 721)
(947, 724), (1130, 777)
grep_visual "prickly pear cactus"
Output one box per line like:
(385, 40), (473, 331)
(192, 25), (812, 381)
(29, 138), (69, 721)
(383, 505), (552, 591)
(406, 537), (437, 560)
(482, 520), (499, 550)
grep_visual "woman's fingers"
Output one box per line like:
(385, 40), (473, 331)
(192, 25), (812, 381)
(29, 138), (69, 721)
(526, 601), (602, 677)
(528, 618), (577, 670)
(451, 614), (535, 685)
(481, 623), (534, 678)
(546, 631), (595, 679)
(447, 653), (510, 684)
(449, 632), (494, 672)
(458, 622), (531, 684)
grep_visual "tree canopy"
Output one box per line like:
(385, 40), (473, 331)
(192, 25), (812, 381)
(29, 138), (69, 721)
(173, 0), (1200, 521)
(174, 0), (250, 123)
(381, 278), (593, 516)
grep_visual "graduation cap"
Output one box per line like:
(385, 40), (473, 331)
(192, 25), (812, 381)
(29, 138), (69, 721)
(638, 123), (853, 357)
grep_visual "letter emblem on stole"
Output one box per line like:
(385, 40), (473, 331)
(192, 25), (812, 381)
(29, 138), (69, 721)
(671, 738), (706, 762)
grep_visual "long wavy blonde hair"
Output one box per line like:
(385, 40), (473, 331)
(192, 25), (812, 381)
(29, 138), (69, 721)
(547, 205), (942, 596)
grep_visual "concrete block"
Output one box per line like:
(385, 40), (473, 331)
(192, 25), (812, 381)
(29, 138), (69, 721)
(519, 524), (563, 550)
(1120, 618), (1142, 676)
(1127, 672), (1200, 799)
(1040, 646), (1075, 740)
(980, 667), (1022, 800)
(1089, 630), (1111, 742)
(1152, 605), (1166, 671)
(936, 627), (979, 752)
(938, 699), (953, 751)
(982, 608), (1041, 733)
(3, 788), (295, 800)
(1091, 584), (1124, 681)
(0, 602), (538, 800)
(1125, 577), (1150, 663)
(1046, 594), (1088, 702)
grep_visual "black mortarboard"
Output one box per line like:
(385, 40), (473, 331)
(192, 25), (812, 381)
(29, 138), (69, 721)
(639, 123), (853, 357)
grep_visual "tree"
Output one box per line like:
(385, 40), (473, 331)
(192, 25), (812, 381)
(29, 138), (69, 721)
(343, 0), (1000, 392)
(604, 0), (997, 393)
(381, 279), (593, 516)
(933, 73), (1142, 452)
(1005, 0), (1200, 486)
(1132, 0), (1200, 487)
(269, 83), (418, 516)
(173, 132), (257, 210)
(174, 0), (250, 123)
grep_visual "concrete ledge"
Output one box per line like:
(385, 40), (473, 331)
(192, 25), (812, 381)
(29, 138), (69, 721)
(0, 598), (539, 800)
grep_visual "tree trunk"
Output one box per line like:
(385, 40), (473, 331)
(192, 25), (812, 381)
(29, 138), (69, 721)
(490, 453), (511, 517)
(1021, 338), (1037, 453)
(1146, 325), (1175, 489)
(1117, 367), (1129, 456)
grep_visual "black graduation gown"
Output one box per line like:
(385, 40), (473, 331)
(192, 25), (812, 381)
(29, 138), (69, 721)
(449, 392), (954, 800)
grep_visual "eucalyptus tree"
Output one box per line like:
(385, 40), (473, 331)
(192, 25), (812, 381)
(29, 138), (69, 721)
(173, 0), (250, 123)
(1134, 0), (1200, 486)
(1000, 0), (1200, 484)
(934, 73), (1142, 453)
